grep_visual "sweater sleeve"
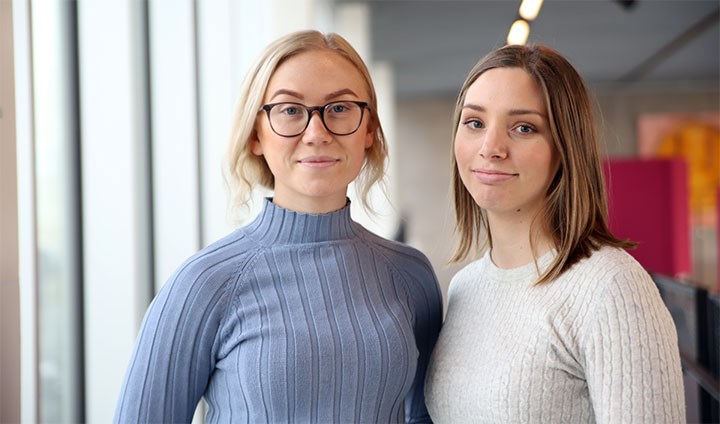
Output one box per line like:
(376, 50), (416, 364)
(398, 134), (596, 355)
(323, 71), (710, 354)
(114, 253), (240, 424)
(401, 256), (444, 424)
(580, 266), (685, 423)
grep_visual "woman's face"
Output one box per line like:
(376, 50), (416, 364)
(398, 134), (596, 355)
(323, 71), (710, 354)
(252, 49), (374, 214)
(454, 67), (558, 223)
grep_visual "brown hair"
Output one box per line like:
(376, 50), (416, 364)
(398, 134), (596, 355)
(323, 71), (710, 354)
(450, 44), (634, 284)
(225, 30), (387, 214)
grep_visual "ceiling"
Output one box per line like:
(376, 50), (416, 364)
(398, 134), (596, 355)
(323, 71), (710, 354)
(355, 0), (720, 99)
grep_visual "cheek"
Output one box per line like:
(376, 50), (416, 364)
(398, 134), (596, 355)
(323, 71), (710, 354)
(453, 135), (474, 167)
(351, 140), (370, 167)
(539, 145), (559, 181)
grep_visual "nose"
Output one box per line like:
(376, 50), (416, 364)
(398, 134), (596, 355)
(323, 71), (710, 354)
(301, 111), (331, 144)
(478, 125), (508, 159)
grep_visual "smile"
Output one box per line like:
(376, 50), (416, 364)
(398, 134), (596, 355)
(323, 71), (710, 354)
(471, 169), (519, 184)
(297, 156), (340, 168)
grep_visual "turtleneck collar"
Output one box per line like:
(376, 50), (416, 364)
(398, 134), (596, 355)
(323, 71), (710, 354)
(244, 198), (360, 245)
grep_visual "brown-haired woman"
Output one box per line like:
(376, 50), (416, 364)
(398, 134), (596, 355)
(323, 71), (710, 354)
(425, 44), (684, 423)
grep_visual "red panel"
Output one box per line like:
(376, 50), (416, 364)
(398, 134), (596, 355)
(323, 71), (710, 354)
(603, 158), (691, 278)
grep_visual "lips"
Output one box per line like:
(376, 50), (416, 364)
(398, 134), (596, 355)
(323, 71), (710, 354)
(297, 156), (340, 168)
(471, 168), (518, 184)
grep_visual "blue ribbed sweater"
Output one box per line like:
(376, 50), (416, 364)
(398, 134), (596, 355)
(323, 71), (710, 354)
(115, 199), (443, 424)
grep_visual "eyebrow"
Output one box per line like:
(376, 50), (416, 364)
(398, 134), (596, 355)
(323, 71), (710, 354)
(268, 88), (360, 102)
(462, 103), (546, 118)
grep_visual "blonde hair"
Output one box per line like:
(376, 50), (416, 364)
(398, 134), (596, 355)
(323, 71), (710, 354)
(225, 30), (387, 214)
(450, 44), (634, 284)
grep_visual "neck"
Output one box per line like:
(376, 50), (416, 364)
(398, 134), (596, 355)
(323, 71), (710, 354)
(245, 198), (357, 245)
(272, 194), (348, 215)
(487, 212), (554, 269)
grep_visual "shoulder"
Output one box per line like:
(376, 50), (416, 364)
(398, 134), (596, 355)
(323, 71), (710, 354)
(156, 228), (262, 306)
(547, 246), (668, 329)
(354, 226), (442, 306)
(565, 246), (670, 327)
(131, 228), (265, 357)
(356, 226), (437, 278)
(569, 249), (680, 379)
(565, 246), (653, 291)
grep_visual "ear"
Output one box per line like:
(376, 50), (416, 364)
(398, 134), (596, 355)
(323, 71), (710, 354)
(250, 130), (264, 156)
(364, 124), (375, 150)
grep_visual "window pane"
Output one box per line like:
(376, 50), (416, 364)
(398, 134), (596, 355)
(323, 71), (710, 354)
(31, 2), (83, 422)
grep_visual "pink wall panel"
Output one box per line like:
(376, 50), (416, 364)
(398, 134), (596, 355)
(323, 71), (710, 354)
(603, 158), (691, 278)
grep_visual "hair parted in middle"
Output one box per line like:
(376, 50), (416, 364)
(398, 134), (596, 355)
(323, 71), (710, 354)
(450, 43), (634, 284)
(225, 30), (388, 215)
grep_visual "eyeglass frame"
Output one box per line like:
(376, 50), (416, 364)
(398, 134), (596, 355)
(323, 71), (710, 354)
(258, 100), (370, 137)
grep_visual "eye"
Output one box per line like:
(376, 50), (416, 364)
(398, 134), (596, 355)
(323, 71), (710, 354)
(277, 104), (303, 116)
(515, 124), (536, 134)
(462, 119), (484, 129)
(330, 104), (349, 113)
(327, 102), (357, 116)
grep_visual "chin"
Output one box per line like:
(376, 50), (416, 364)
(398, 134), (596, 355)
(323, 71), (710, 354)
(470, 192), (505, 210)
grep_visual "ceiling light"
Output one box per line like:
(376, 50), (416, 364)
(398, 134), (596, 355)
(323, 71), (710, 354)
(519, 0), (544, 21)
(507, 19), (530, 45)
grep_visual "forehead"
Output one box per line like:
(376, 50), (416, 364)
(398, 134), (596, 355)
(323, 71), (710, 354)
(265, 50), (369, 101)
(465, 67), (545, 111)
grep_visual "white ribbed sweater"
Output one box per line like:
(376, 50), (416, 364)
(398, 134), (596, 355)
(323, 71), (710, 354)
(425, 246), (685, 423)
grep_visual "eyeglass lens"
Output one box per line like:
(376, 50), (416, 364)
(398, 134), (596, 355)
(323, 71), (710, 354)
(268, 101), (364, 137)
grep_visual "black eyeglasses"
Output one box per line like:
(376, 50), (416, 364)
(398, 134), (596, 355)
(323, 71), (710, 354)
(259, 101), (369, 137)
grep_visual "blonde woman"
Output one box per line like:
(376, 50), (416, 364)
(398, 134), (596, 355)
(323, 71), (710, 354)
(115, 30), (442, 423)
(425, 44), (684, 423)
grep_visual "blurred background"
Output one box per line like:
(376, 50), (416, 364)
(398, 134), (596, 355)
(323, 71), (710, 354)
(1, 0), (718, 422)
